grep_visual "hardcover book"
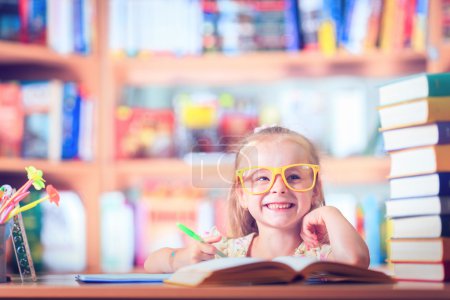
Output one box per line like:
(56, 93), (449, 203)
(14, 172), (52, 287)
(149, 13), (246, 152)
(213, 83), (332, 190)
(389, 145), (450, 178)
(379, 73), (450, 107)
(389, 215), (450, 239)
(392, 262), (450, 282)
(378, 97), (450, 130)
(164, 256), (392, 286)
(390, 238), (450, 263)
(386, 196), (450, 218)
(389, 173), (450, 199)
(381, 122), (450, 152)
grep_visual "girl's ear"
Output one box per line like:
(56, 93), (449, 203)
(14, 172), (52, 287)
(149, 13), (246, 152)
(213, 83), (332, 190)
(236, 184), (248, 209)
(312, 178), (323, 208)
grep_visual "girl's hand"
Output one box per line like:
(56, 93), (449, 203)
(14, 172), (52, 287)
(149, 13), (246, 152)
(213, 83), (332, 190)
(300, 206), (332, 249)
(172, 235), (222, 271)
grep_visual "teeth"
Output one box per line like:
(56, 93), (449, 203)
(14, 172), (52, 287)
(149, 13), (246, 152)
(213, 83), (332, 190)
(266, 203), (293, 209)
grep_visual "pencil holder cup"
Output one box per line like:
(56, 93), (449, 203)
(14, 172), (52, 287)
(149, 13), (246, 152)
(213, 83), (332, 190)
(0, 223), (7, 283)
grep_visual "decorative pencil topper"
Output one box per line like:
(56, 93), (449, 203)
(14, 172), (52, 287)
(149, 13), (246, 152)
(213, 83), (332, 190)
(0, 166), (60, 224)
(0, 166), (60, 283)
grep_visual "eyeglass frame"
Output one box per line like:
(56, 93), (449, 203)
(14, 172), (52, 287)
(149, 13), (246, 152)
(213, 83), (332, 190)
(235, 163), (320, 195)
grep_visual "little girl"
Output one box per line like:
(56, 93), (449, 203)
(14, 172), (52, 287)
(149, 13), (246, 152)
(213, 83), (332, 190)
(144, 126), (369, 273)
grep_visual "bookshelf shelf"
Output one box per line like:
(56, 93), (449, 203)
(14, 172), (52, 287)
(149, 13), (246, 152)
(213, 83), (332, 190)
(0, 158), (98, 175)
(112, 156), (389, 187)
(114, 50), (427, 85)
(0, 41), (95, 67)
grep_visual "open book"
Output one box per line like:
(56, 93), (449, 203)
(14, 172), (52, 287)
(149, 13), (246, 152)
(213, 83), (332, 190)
(164, 257), (393, 286)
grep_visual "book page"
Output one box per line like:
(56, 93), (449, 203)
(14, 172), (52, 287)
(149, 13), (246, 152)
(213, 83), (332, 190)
(272, 256), (317, 272)
(177, 257), (266, 273)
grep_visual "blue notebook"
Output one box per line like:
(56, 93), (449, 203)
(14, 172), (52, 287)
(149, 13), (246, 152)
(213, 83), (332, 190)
(75, 273), (171, 283)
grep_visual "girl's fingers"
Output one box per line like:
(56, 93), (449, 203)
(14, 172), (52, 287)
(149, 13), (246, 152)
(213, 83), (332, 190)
(199, 242), (218, 255)
(199, 252), (215, 261)
(203, 234), (222, 243)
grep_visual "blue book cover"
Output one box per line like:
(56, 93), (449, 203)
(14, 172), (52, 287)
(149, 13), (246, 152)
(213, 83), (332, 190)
(61, 82), (81, 160)
(75, 273), (171, 283)
(0, 0), (20, 41)
(27, 0), (47, 44)
(339, 0), (355, 47)
(284, 0), (301, 51)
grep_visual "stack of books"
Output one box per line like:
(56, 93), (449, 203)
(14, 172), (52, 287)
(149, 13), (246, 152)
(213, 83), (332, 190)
(378, 72), (450, 282)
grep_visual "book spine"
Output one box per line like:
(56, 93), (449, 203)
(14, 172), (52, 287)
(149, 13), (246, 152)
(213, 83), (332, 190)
(445, 261), (450, 281)
(284, 0), (300, 52)
(442, 216), (450, 237)
(427, 73), (450, 97)
(439, 173), (450, 197)
(440, 197), (450, 215)
(437, 122), (450, 145)
(61, 82), (81, 160)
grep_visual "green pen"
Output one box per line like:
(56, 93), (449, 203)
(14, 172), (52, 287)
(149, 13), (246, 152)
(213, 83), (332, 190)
(176, 222), (227, 258)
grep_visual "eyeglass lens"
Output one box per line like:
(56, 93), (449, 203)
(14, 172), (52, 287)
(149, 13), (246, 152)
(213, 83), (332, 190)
(241, 165), (315, 194)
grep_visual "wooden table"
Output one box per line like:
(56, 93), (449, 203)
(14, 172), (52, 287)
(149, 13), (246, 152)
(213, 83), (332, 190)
(0, 275), (449, 300)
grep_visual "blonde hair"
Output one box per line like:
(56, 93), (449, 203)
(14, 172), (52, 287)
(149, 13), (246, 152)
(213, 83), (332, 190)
(227, 126), (325, 238)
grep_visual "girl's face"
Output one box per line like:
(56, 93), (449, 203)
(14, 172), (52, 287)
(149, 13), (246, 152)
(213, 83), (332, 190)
(237, 138), (318, 233)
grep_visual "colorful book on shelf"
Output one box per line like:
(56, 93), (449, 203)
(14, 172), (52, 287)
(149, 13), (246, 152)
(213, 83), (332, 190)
(61, 82), (81, 160)
(0, 82), (23, 157)
(381, 122), (450, 152)
(378, 73), (450, 107)
(378, 96), (450, 130)
(297, 0), (322, 51)
(115, 106), (175, 159)
(392, 261), (450, 282)
(389, 173), (450, 199)
(77, 85), (94, 161)
(134, 180), (201, 266)
(21, 80), (64, 161)
(379, 0), (395, 52)
(389, 238), (450, 263)
(0, 0), (21, 41)
(21, 0), (47, 45)
(164, 256), (392, 287)
(386, 196), (450, 218)
(411, 0), (429, 52)
(388, 215), (450, 239)
(363, 0), (382, 51)
(388, 145), (450, 178)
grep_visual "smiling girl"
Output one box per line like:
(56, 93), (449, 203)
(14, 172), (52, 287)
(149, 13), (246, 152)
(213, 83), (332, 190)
(144, 126), (369, 273)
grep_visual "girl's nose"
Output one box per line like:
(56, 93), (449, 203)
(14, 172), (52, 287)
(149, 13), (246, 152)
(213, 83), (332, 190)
(270, 174), (287, 194)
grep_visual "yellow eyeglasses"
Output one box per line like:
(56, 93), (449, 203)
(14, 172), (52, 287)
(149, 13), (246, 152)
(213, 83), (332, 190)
(236, 163), (320, 195)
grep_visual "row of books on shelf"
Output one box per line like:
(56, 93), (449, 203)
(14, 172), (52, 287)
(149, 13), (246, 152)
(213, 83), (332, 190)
(116, 79), (380, 160)
(109, 0), (428, 57)
(0, 0), (94, 55)
(0, 80), (94, 161)
(378, 72), (450, 282)
(10, 179), (388, 273)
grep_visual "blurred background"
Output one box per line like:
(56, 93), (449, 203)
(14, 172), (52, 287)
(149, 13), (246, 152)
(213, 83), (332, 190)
(0, 0), (449, 274)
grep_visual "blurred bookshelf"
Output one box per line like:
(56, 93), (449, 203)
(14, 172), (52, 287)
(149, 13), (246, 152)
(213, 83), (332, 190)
(0, 0), (449, 273)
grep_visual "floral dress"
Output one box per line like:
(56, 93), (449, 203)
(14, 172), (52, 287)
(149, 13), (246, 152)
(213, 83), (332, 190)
(210, 227), (332, 260)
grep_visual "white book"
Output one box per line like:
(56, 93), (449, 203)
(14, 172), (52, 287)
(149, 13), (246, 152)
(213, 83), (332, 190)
(386, 196), (450, 218)
(389, 145), (450, 178)
(390, 173), (450, 199)
(378, 73), (450, 107)
(382, 122), (450, 152)
(390, 215), (450, 239)
(378, 97), (450, 130)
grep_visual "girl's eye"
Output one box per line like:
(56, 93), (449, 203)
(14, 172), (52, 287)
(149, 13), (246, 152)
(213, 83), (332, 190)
(255, 176), (270, 182)
(286, 174), (301, 181)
